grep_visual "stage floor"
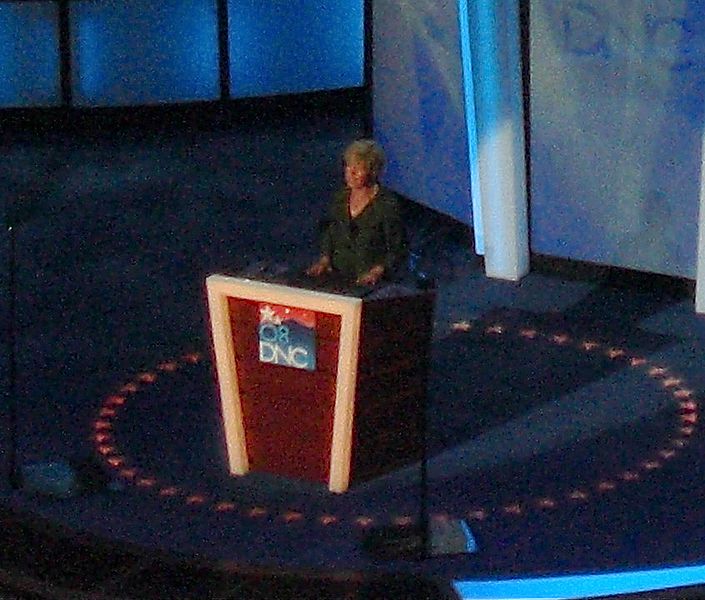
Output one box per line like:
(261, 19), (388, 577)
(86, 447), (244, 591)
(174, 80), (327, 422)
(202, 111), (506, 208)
(1, 100), (705, 595)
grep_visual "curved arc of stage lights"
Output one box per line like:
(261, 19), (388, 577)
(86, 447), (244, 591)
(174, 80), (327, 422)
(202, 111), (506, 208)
(92, 319), (699, 546)
(445, 319), (698, 522)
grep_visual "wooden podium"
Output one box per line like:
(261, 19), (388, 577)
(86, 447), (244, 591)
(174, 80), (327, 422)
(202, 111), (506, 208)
(206, 273), (435, 493)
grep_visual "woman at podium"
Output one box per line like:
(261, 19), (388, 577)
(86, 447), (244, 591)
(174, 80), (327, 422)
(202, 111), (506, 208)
(306, 139), (407, 286)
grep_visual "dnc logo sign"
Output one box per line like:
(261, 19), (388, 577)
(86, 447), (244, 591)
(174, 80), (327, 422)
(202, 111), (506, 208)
(258, 303), (316, 371)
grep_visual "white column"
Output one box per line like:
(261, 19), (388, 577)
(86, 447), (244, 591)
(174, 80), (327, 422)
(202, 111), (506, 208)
(458, 0), (484, 255)
(467, 0), (529, 280)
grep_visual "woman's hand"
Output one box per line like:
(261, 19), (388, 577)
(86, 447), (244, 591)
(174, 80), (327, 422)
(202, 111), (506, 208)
(356, 264), (384, 286)
(306, 256), (332, 277)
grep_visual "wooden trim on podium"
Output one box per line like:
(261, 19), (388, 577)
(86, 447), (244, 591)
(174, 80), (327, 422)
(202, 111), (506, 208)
(206, 279), (249, 474)
(329, 299), (362, 493)
(205, 274), (363, 492)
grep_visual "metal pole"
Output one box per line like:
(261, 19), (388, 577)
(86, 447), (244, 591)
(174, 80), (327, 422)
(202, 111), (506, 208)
(420, 387), (429, 559)
(5, 218), (20, 490)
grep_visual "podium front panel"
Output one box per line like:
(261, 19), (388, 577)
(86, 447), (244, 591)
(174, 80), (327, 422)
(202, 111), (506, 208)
(228, 297), (341, 483)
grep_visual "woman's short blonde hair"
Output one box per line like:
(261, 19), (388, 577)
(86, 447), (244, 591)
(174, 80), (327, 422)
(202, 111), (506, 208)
(343, 139), (385, 183)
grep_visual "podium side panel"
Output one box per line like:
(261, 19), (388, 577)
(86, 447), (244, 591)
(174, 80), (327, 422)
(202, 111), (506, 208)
(352, 292), (435, 482)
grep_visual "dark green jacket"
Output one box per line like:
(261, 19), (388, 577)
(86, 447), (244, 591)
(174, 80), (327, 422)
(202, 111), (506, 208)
(320, 187), (407, 280)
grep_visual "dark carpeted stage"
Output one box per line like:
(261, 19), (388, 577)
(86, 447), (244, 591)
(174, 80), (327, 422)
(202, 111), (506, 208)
(2, 92), (705, 598)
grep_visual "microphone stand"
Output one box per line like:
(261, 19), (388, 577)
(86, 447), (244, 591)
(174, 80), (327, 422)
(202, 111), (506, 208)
(5, 202), (20, 490)
(420, 378), (430, 560)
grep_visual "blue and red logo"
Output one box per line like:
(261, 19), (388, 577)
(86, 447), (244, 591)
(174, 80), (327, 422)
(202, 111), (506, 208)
(258, 304), (317, 371)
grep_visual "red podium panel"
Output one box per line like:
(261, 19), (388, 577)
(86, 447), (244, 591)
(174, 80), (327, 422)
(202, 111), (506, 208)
(206, 274), (434, 492)
(353, 291), (434, 481)
(228, 298), (340, 482)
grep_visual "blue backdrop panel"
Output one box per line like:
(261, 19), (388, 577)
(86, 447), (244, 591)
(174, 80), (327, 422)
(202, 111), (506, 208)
(70, 0), (219, 106)
(227, 0), (363, 98)
(372, 1), (473, 227)
(0, 2), (60, 108)
(530, 0), (705, 278)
